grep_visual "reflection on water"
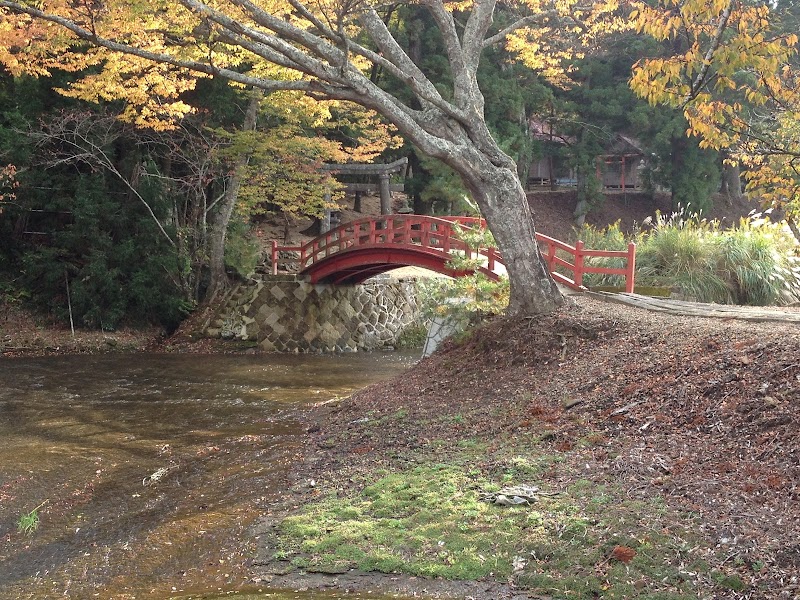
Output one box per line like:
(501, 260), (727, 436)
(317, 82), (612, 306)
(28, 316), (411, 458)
(184, 589), (414, 600)
(0, 352), (417, 600)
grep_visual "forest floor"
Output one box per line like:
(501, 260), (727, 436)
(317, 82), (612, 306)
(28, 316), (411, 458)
(254, 295), (799, 599)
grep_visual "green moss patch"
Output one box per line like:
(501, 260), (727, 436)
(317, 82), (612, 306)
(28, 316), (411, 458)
(276, 460), (711, 598)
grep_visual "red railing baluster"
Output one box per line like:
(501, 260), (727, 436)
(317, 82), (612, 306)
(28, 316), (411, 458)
(626, 242), (636, 293)
(267, 214), (635, 292)
(574, 240), (585, 288)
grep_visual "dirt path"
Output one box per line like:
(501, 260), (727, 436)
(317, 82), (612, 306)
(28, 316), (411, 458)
(587, 291), (800, 324)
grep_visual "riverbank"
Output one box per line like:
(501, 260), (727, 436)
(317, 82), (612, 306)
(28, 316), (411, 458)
(0, 301), (255, 357)
(0, 302), (160, 357)
(253, 295), (799, 599)
(3, 295), (798, 599)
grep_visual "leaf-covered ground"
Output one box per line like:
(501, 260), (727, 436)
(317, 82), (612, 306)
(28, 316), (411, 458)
(262, 295), (799, 599)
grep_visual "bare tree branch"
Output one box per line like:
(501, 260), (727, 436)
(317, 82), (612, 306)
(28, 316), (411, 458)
(683, 0), (735, 107)
(483, 11), (557, 47)
(26, 113), (176, 246)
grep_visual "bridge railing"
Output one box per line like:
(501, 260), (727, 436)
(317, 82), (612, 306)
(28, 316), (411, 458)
(271, 215), (504, 278)
(536, 234), (636, 293)
(437, 216), (636, 293)
(270, 214), (635, 292)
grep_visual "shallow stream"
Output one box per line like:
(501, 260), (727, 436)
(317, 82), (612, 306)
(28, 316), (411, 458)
(0, 352), (418, 600)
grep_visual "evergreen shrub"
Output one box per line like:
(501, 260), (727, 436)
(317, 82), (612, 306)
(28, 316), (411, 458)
(20, 174), (189, 331)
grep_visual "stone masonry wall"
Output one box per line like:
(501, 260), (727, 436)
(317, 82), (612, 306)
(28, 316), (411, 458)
(207, 275), (422, 352)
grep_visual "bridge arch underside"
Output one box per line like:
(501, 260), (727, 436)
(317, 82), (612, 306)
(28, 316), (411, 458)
(301, 247), (499, 284)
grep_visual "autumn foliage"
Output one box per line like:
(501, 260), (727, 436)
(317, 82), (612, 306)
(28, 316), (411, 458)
(630, 0), (800, 225)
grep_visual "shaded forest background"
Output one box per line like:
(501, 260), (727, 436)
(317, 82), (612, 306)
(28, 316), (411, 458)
(0, 10), (765, 332)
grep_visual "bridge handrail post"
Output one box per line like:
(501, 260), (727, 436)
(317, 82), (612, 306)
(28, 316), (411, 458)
(573, 240), (585, 288)
(271, 241), (278, 276)
(625, 242), (637, 293)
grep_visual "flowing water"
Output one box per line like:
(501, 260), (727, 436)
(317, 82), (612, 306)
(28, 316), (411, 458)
(0, 352), (419, 600)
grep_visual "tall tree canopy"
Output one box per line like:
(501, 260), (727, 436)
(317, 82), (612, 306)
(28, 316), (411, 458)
(0, 0), (630, 315)
(630, 0), (800, 233)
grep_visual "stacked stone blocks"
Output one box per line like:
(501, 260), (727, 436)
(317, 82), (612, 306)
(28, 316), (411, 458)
(207, 274), (422, 352)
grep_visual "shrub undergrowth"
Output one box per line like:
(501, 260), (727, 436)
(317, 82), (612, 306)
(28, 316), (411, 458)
(418, 223), (509, 330)
(574, 209), (800, 305)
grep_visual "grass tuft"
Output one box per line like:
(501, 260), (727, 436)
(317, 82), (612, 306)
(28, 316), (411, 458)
(17, 500), (48, 535)
(577, 209), (800, 304)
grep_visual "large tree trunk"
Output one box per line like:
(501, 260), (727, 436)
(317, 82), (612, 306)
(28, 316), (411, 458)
(454, 155), (565, 315)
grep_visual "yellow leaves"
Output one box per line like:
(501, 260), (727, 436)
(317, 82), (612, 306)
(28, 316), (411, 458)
(631, 0), (800, 127)
(54, 52), (203, 129)
(506, 0), (634, 82)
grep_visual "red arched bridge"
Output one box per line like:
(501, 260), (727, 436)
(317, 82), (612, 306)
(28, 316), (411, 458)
(270, 214), (636, 291)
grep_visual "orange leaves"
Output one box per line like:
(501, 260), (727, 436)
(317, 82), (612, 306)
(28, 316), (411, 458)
(610, 545), (637, 563)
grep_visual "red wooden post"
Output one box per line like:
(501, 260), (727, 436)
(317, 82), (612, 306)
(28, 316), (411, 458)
(625, 242), (636, 293)
(487, 247), (495, 272)
(271, 240), (279, 275)
(574, 240), (585, 288)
